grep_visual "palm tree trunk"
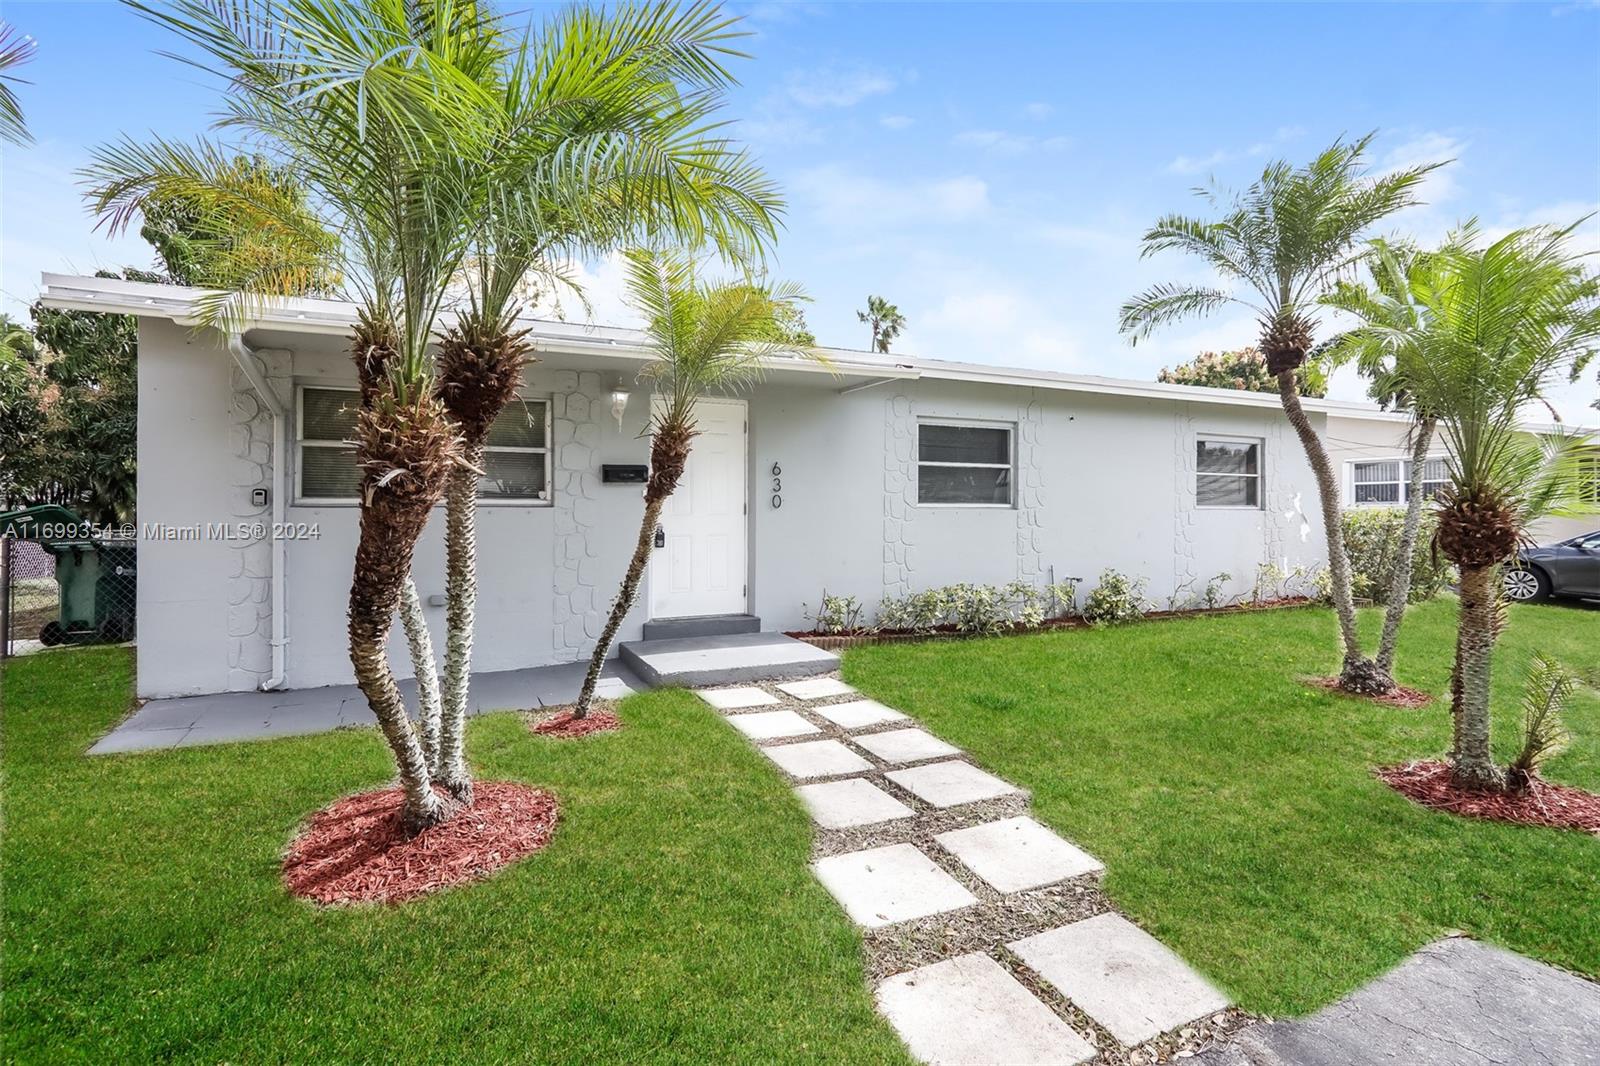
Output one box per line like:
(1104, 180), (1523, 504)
(574, 493), (665, 717)
(436, 442), (482, 803)
(1276, 370), (1393, 694)
(1451, 564), (1505, 791)
(398, 575), (442, 771)
(350, 501), (448, 834)
(1375, 416), (1437, 676)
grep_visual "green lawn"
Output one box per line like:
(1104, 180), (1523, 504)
(1, 647), (909, 1064)
(844, 597), (1600, 1018)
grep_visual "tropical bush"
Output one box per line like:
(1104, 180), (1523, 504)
(1339, 507), (1451, 603)
(806, 592), (867, 635)
(1082, 569), (1148, 626)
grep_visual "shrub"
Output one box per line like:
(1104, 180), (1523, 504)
(1083, 569), (1147, 626)
(1506, 654), (1577, 791)
(875, 589), (945, 634)
(805, 592), (867, 635)
(1340, 508), (1452, 604)
(870, 579), (1081, 635)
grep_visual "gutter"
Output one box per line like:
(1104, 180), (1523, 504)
(226, 333), (288, 692)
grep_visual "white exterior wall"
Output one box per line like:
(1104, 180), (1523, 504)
(1324, 413), (1598, 545)
(133, 322), (1331, 698)
(748, 378), (1324, 629)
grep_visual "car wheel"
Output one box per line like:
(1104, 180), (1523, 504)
(1502, 565), (1550, 603)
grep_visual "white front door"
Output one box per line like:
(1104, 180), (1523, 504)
(649, 397), (748, 619)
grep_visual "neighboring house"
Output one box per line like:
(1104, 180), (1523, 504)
(1322, 410), (1600, 545)
(37, 272), (1480, 700)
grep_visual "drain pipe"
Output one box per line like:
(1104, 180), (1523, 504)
(227, 333), (288, 691)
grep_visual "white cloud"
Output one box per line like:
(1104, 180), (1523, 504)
(1164, 126), (1306, 176)
(785, 66), (895, 108)
(879, 113), (914, 130)
(793, 165), (991, 228)
(1166, 149), (1233, 176)
(951, 129), (1071, 155)
(1380, 131), (1465, 203)
(1023, 102), (1054, 120)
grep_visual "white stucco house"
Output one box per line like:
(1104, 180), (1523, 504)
(40, 272), (1588, 701)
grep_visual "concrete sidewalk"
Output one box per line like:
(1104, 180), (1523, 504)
(90, 660), (642, 754)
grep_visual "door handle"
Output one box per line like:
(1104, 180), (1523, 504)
(654, 525), (665, 548)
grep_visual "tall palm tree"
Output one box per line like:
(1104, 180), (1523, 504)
(1323, 238), (1443, 677)
(857, 294), (905, 353)
(1353, 223), (1599, 790)
(572, 250), (813, 717)
(89, 0), (498, 832)
(424, 0), (782, 800)
(1120, 135), (1445, 695)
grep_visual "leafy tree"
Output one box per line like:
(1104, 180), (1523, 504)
(1343, 223), (1599, 791)
(1158, 346), (1327, 397)
(1121, 135), (1444, 696)
(574, 251), (815, 716)
(857, 294), (905, 353)
(0, 21), (36, 146)
(137, 154), (341, 294)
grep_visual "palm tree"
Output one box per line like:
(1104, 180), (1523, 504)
(572, 251), (813, 717)
(1323, 238), (1443, 677)
(858, 294), (905, 353)
(1354, 223), (1599, 790)
(0, 21), (36, 146)
(89, 0), (498, 832)
(423, 0), (782, 800)
(1120, 135), (1445, 695)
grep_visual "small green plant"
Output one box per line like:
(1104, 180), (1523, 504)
(1083, 569), (1147, 626)
(1252, 561), (1285, 605)
(805, 591), (867, 635)
(1505, 653), (1577, 791)
(1204, 571), (1232, 609)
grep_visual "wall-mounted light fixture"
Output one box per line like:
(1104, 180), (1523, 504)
(609, 375), (631, 430)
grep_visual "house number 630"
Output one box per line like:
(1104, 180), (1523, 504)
(770, 462), (782, 509)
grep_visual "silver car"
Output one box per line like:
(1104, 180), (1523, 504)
(1503, 530), (1600, 602)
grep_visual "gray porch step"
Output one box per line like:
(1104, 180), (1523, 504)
(619, 631), (838, 688)
(642, 613), (761, 642)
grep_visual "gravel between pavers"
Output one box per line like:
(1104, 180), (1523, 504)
(701, 677), (1262, 1064)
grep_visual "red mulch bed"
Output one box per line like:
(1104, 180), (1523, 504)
(1377, 760), (1600, 835)
(528, 701), (620, 736)
(283, 781), (559, 906)
(530, 706), (622, 738)
(1306, 676), (1434, 709)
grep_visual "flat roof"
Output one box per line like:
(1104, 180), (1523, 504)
(32, 271), (1590, 429)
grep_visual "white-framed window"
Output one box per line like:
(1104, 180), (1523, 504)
(1196, 437), (1263, 508)
(916, 420), (1015, 506)
(1352, 457), (1448, 505)
(295, 385), (551, 504)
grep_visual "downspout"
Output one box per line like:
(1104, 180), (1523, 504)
(227, 333), (288, 691)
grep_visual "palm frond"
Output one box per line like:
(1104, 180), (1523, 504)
(0, 20), (38, 146)
(1118, 284), (1238, 343)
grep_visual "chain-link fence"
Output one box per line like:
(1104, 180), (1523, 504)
(2, 534), (137, 659)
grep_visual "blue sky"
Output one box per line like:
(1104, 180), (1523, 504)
(3, 1), (1598, 418)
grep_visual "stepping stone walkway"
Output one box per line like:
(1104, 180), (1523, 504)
(695, 675), (1244, 1064)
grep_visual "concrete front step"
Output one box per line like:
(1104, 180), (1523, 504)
(619, 631), (838, 687)
(641, 613), (762, 642)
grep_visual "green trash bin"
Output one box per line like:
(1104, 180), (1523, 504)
(0, 505), (137, 646)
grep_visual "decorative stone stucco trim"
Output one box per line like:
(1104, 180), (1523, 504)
(551, 370), (607, 661)
(883, 393), (917, 599)
(225, 348), (288, 692)
(1015, 396), (1045, 583)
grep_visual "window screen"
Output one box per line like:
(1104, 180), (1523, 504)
(917, 422), (1014, 505)
(1196, 439), (1261, 507)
